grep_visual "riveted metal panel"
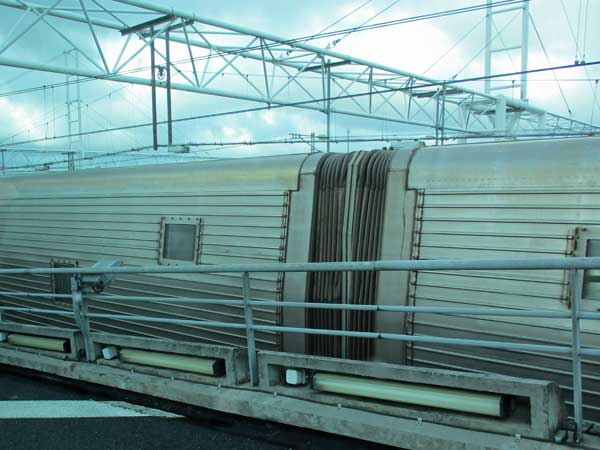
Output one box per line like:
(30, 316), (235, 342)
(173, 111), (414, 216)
(409, 189), (600, 423)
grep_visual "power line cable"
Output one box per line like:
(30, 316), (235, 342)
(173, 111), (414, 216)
(582, 0), (589, 61)
(3, 59), (599, 149)
(0, 1), (526, 142)
(317, 0), (374, 36)
(0, 0), (524, 100)
(561, 0), (582, 63)
(6, 126), (600, 172)
(0, 84), (131, 144)
(558, 0), (600, 121)
(327, 0), (402, 48)
(528, 12), (573, 115)
(288, 0), (523, 47)
(452, 10), (520, 79)
(423, 15), (486, 76)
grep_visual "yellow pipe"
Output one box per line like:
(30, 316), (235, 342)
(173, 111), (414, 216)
(119, 348), (224, 376)
(312, 373), (507, 417)
(6, 333), (70, 353)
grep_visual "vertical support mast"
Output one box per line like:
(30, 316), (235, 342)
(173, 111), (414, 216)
(485, 0), (530, 136)
(150, 26), (158, 151)
(242, 271), (258, 386)
(570, 269), (584, 444)
(520, 0), (530, 101)
(65, 49), (83, 170)
(119, 15), (187, 151)
(484, 0), (493, 95)
(166, 30), (173, 146)
(484, 0), (529, 100)
(326, 62), (331, 153)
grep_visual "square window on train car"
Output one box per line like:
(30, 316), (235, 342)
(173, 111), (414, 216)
(573, 228), (600, 309)
(159, 217), (202, 265)
(50, 259), (78, 301)
(583, 239), (600, 301)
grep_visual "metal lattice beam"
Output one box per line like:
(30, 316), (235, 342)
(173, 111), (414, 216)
(0, 0), (598, 153)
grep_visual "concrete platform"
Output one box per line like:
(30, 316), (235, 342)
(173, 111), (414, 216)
(1, 345), (598, 450)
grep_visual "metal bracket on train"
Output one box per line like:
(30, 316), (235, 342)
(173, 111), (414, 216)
(77, 260), (123, 293)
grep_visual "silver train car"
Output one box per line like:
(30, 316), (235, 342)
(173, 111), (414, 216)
(0, 137), (599, 421)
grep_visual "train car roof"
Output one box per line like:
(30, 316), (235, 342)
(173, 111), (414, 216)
(407, 137), (600, 190)
(0, 153), (315, 197)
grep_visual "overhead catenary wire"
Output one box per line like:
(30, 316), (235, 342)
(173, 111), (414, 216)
(452, 10), (520, 80)
(559, 0), (600, 123)
(326, 0), (402, 48)
(0, 84), (133, 145)
(2, 59), (599, 153)
(0, 1), (532, 149)
(0, 1), (525, 148)
(575, 0), (583, 62)
(0, 0), (525, 101)
(87, 0), (526, 78)
(423, 14), (486, 76)
(316, 0), (374, 37)
(4, 69), (600, 102)
(5, 126), (600, 173)
(582, 0), (589, 61)
(2, 0), (596, 167)
(528, 12), (573, 116)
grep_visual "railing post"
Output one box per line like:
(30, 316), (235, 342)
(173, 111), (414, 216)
(242, 271), (258, 385)
(570, 268), (584, 444)
(71, 275), (95, 362)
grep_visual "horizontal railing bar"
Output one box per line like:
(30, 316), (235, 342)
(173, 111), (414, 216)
(248, 301), (573, 317)
(581, 348), (600, 356)
(84, 296), (574, 318)
(0, 306), (74, 316)
(579, 312), (600, 320)
(0, 292), (73, 299)
(86, 313), (247, 329)
(89, 295), (245, 306)
(81, 313), (576, 354)
(250, 325), (574, 354)
(1, 257), (600, 275)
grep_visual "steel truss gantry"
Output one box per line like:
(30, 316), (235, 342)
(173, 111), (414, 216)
(0, 0), (598, 149)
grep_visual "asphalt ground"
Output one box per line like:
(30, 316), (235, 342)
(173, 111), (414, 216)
(0, 365), (394, 450)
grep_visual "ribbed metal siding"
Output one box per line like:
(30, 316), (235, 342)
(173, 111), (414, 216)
(0, 191), (289, 350)
(408, 190), (600, 422)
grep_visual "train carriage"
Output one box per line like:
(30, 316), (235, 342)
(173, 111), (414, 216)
(0, 136), (598, 421)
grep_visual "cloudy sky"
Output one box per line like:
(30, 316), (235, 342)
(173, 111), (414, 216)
(0, 0), (598, 171)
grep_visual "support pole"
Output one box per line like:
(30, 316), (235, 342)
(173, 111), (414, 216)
(166, 30), (173, 146)
(65, 49), (83, 168)
(520, 0), (529, 101)
(495, 96), (507, 138)
(150, 26), (158, 150)
(435, 91), (440, 145)
(326, 64), (331, 153)
(570, 269), (584, 443)
(440, 85), (447, 144)
(67, 152), (75, 171)
(71, 276), (94, 361)
(242, 271), (258, 385)
(484, 0), (492, 94)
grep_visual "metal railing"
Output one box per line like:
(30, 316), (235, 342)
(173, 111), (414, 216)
(0, 256), (600, 443)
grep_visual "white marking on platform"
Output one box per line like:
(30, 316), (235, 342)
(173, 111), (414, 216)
(0, 400), (181, 419)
